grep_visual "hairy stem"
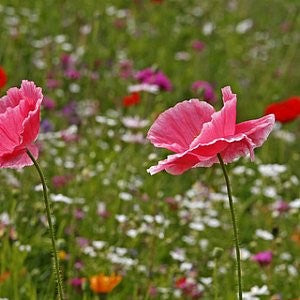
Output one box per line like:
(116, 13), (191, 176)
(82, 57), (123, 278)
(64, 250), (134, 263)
(217, 154), (242, 300)
(26, 149), (64, 299)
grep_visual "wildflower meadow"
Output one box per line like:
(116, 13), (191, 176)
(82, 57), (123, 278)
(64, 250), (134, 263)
(0, 1), (299, 299)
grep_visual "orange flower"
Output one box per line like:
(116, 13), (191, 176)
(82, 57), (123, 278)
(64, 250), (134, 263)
(0, 271), (10, 283)
(291, 229), (300, 246)
(90, 273), (122, 293)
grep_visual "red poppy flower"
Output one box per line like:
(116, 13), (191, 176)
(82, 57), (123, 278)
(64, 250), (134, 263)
(0, 66), (7, 88)
(122, 92), (140, 107)
(265, 96), (300, 123)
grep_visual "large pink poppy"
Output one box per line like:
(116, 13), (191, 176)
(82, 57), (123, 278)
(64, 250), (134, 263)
(0, 80), (43, 168)
(147, 86), (275, 175)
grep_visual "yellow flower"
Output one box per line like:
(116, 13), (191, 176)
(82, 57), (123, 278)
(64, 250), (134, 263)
(58, 250), (68, 261)
(90, 273), (122, 293)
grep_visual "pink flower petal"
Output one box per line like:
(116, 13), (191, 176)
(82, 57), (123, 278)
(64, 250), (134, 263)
(0, 104), (24, 153)
(0, 80), (42, 168)
(0, 87), (23, 114)
(193, 135), (255, 168)
(235, 114), (275, 148)
(222, 85), (236, 103)
(194, 86), (236, 144)
(220, 135), (255, 162)
(147, 151), (201, 175)
(0, 143), (38, 168)
(148, 134), (251, 175)
(147, 86), (275, 175)
(147, 99), (215, 152)
(20, 81), (43, 145)
(20, 80), (43, 108)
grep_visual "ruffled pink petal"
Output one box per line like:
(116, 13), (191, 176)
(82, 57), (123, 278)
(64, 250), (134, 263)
(0, 143), (38, 169)
(148, 134), (251, 175)
(222, 85), (236, 103)
(191, 135), (245, 156)
(193, 156), (219, 168)
(0, 81), (42, 162)
(20, 80), (43, 108)
(191, 134), (254, 167)
(0, 87), (23, 114)
(235, 114), (275, 148)
(19, 81), (43, 145)
(220, 135), (256, 163)
(20, 106), (41, 146)
(194, 86), (236, 144)
(147, 99), (215, 152)
(147, 151), (201, 175)
(193, 136), (255, 167)
(0, 104), (26, 154)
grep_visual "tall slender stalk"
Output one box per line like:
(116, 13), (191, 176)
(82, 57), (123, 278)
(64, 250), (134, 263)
(26, 149), (64, 299)
(217, 154), (242, 300)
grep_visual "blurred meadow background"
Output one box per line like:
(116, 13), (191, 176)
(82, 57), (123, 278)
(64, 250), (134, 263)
(0, 0), (299, 299)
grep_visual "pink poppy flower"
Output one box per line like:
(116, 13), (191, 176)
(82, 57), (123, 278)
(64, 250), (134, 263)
(147, 86), (275, 175)
(0, 80), (43, 168)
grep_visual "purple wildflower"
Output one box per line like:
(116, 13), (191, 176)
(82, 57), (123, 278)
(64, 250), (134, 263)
(40, 119), (54, 133)
(135, 68), (172, 91)
(191, 40), (205, 52)
(191, 80), (216, 103)
(252, 251), (272, 267)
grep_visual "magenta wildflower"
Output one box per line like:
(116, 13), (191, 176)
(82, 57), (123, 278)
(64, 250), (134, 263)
(52, 175), (72, 189)
(46, 78), (60, 90)
(74, 260), (84, 270)
(135, 68), (172, 91)
(252, 251), (272, 267)
(135, 68), (154, 82)
(69, 277), (86, 292)
(76, 237), (89, 248)
(191, 40), (205, 52)
(74, 208), (85, 220)
(61, 54), (74, 70)
(274, 200), (290, 214)
(191, 80), (216, 103)
(118, 60), (133, 79)
(175, 277), (203, 299)
(153, 71), (173, 91)
(64, 69), (81, 80)
(42, 96), (56, 110)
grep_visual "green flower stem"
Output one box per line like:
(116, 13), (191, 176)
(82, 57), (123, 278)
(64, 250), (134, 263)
(26, 149), (64, 299)
(217, 154), (242, 300)
(212, 247), (223, 300)
(213, 258), (219, 300)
